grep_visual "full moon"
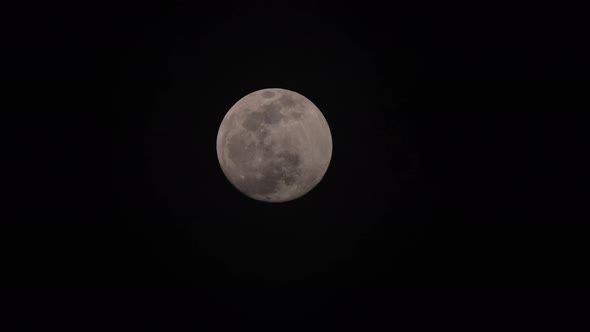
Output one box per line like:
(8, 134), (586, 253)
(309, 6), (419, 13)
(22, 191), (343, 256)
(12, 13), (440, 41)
(216, 88), (332, 203)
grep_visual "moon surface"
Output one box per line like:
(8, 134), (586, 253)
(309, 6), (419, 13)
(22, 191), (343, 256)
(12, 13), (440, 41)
(216, 88), (332, 203)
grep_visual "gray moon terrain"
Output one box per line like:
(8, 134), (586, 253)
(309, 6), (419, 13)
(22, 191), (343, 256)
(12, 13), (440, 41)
(216, 88), (332, 203)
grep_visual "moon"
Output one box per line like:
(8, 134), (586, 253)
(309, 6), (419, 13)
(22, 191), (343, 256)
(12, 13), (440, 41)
(216, 88), (332, 203)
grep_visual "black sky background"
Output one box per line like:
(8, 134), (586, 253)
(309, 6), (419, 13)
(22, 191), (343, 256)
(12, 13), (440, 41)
(5, 0), (588, 331)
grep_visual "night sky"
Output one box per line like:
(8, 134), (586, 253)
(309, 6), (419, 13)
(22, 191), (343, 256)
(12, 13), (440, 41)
(5, 0), (587, 331)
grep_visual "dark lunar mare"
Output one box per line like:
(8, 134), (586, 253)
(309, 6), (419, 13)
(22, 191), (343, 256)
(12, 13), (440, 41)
(240, 150), (302, 197)
(278, 93), (297, 108)
(260, 90), (275, 98)
(227, 132), (256, 166)
(261, 104), (282, 124)
(241, 111), (264, 131)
